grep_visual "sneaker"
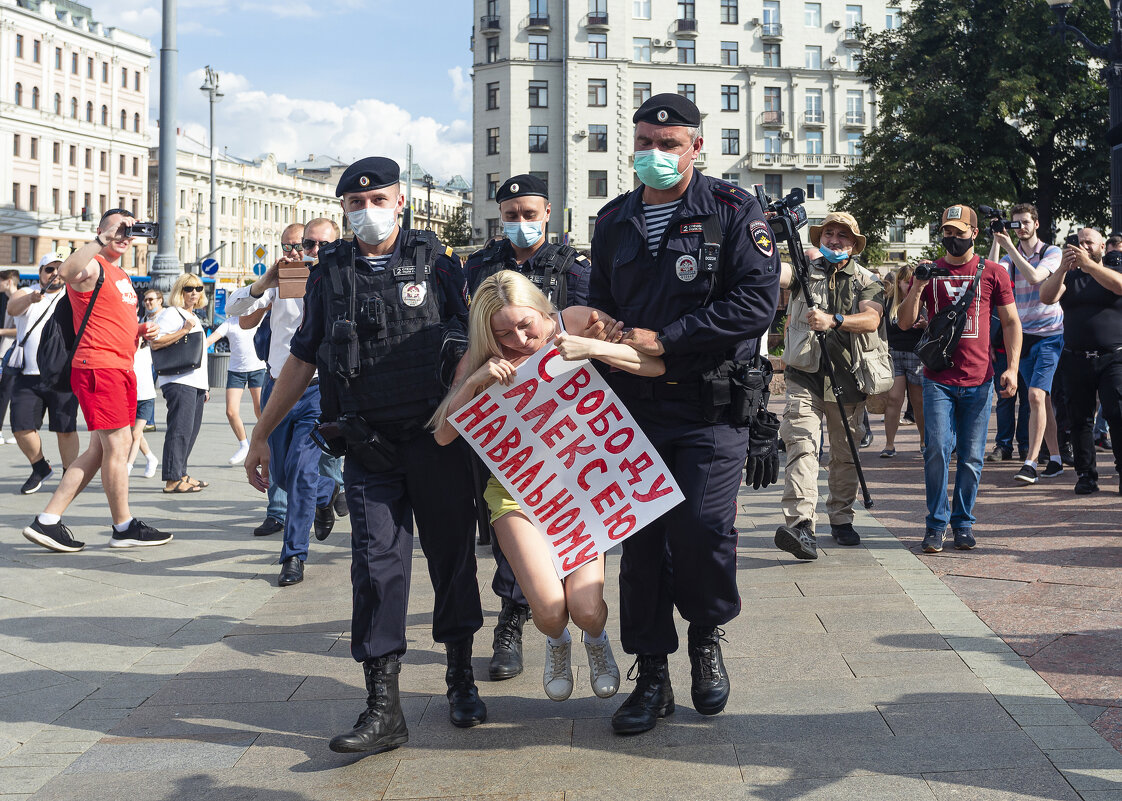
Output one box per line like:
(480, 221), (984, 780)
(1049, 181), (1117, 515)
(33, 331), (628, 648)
(22, 519), (85, 553)
(583, 634), (620, 699)
(144, 454), (159, 479)
(1061, 441), (1075, 466)
(253, 516), (284, 537)
(986, 446), (1012, 462)
(1096, 435), (1112, 452)
(879, 447), (896, 458)
(1074, 474), (1100, 495)
(921, 528), (944, 553)
(952, 528), (976, 550)
(902, 409), (915, 424)
(143, 423), (156, 432)
(109, 519), (173, 548)
(0, 434), (7, 444)
(774, 520), (817, 560)
(860, 429), (873, 448)
(1041, 460), (1064, 479)
(126, 462), (134, 476)
(830, 522), (861, 546)
(228, 442), (249, 466)
(20, 465), (53, 495)
(1014, 464), (1038, 484)
(543, 637), (574, 701)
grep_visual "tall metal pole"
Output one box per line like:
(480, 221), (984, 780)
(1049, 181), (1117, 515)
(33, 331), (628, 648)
(150, 0), (179, 290)
(200, 66), (221, 263)
(1109, 1), (1122, 232)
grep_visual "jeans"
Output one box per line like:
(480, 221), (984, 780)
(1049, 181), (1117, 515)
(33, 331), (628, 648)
(922, 378), (994, 532)
(993, 351), (1028, 454)
(261, 376), (288, 522)
(161, 383), (206, 481)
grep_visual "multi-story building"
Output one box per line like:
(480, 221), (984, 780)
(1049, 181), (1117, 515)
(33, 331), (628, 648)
(0, 0), (152, 271)
(472, 0), (925, 260)
(148, 133), (342, 279)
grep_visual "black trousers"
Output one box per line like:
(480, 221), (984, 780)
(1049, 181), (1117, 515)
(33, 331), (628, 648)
(346, 432), (483, 662)
(1062, 350), (1122, 480)
(161, 384), (206, 481)
(0, 367), (14, 433)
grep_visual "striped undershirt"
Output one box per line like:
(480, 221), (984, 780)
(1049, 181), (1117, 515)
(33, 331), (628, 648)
(361, 254), (393, 272)
(643, 200), (682, 256)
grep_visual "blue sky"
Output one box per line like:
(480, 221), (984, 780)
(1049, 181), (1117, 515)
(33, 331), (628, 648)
(96, 0), (474, 180)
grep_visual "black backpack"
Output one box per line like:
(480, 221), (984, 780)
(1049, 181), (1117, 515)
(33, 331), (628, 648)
(37, 265), (104, 393)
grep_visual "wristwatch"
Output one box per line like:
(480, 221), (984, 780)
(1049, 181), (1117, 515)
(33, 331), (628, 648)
(833, 313), (845, 329)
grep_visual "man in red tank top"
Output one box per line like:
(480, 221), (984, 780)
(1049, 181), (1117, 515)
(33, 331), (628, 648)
(21, 209), (172, 553)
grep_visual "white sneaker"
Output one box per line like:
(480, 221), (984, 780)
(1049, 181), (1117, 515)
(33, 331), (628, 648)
(583, 634), (620, 699)
(543, 637), (573, 701)
(228, 442), (249, 465)
(126, 462), (134, 476)
(144, 454), (158, 479)
(0, 434), (7, 444)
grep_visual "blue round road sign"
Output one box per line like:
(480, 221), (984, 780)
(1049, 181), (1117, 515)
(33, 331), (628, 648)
(252, 262), (267, 277)
(200, 258), (219, 276)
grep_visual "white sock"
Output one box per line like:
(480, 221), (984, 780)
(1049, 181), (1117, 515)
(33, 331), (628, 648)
(37, 513), (61, 526)
(236, 439), (248, 449)
(1024, 459), (1036, 469)
(583, 629), (608, 644)
(546, 629), (571, 647)
(1050, 455), (1061, 464)
(113, 518), (134, 533)
(146, 452), (158, 463)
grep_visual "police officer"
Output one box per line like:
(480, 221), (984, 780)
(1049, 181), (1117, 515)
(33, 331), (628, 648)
(463, 174), (591, 682)
(588, 94), (780, 734)
(244, 157), (486, 755)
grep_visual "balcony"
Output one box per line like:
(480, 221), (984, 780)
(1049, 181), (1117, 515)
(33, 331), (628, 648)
(843, 26), (862, 44)
(757, 109), (785, 127)
(801, 110), (825, 128)
(843, 111), (866, 127)
(750, 152), (862, 170)
(526, 15), (550, 32)
(675, 18), (699, 37)
(586, 12), (609, 31)
(480, 15), (501, 36)
(760, 22), (783, 41)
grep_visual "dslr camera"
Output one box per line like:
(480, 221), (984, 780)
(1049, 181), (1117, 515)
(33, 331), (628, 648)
(123, 221), (159, 239)
(978, 205), (1022, 235)
(913, 259), (948, 281)
(752, 185), (809, 244)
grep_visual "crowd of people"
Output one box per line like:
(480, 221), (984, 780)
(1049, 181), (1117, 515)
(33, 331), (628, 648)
(1, 91), (1119, 758)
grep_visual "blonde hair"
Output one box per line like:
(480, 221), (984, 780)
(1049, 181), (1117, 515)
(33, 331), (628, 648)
(887, 263), (915, 322)
(428, 270), (556, 431)
(168, 273), (208, 310)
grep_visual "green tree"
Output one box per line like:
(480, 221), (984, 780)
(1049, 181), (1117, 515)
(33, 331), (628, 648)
(443, 207), (473, 248)
(839, 0), (1110, 241)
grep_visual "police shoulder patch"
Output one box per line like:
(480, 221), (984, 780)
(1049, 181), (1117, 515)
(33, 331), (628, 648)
(750, 219), (775, 258)
(711, 180), (747, 208)
(445, 246), (454, 258)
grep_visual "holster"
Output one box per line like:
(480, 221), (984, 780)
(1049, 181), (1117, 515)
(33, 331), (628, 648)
(313, 415), (400, 473)
(701, 360), (767, 426)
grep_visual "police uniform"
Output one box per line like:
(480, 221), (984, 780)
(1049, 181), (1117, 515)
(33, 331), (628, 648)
(288, 157), (485, 754)
(588, 94), (780, 734)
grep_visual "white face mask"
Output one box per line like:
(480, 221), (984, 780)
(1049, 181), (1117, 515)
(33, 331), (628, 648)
(347, 206), (397, 245)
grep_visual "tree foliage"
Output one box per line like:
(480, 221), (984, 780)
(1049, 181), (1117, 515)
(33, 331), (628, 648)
(443, 207), (473, 248)
(839, 0), (1110, 242)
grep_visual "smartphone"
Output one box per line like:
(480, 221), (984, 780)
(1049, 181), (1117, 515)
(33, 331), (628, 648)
(1065, 234), (1079, 247)
(124, 221), (159, 239)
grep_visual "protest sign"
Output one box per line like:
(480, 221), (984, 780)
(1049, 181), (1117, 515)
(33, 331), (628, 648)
(450, 345), (684, 578)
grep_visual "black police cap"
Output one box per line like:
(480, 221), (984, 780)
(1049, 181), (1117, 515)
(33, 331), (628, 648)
(495, 174), (549, 205)
(335, 157), (400, 197)
(632, 93), (702, 127)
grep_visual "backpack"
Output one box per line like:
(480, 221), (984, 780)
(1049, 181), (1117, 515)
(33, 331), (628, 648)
(37, 265), (104, 393)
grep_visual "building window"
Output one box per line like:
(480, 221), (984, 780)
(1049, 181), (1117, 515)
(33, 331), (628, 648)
(133, 157), (139, 175)
(633, 0), (651, 18)
(529, 80), (548, 107)
(135, 71), (141, 91)
(888, 217), (906, 242)
(529, 125), (549, 153)
(805, 45), (821, 69)
(134, 113), (141, 132)
(529, 171), (549, 194)
(29, 185), (37, 211)
(764, 86), (782, 122)
(122, 67), (128, 88)
(487, 39), (499, 62)
(721, 41), (738, 66)
(12, 184), (19, 210)
(120, 109), (127, 129)
(87, 57), (93, 78)
(52, 141), (60, 163)
(101, 62), (108, 82)
(722, 172), (741, 185)
(847, 131), (863, 155)
(764, 173), (783, 198)
(678, 39), (695, 64)
(68, 191), (75, 214)
(69, 145), (76, 166)
(70, 97), (77, 118)
(53, 92), (61, 114)
(588, 124), (608, 152)
(805, 2), (821, 26)
(721, 129), (740, 155)
(120, 154), (126, 173)
(677, 83), (695, 103)
(846, 89), (865, 123)
(12, 135), (19, 157)
(588, 78), (607, 106)
(100, 105), (108, 125)
(885, 6), (901, 29)
(589, 170), (608, 197)
(54, 47), (62, 70)
(846, 4), (863, 27)
(30, 137), (38, 160)
(588, 215), (598, 241)
(85, 148), (92, 168)
(487, 127), (500, 155)
(633, 82), (651, 107)
(721, 0), (739, 24)
(764, 130), (782, 153)
(30, 86), (39, 109)
(588, 33), (607, 58)
(678, 0), (695, 19)
(806, 175), (824, 199)
(15, 34), (23, 58)
(846, 49), (862, 70)
(100, 151), (107, 171)
(486, 82), (499, 110)
(721, 85), (739, 111)
(763, 43), (781, 67)
(805, 88), (823, 122)
(71, 52), (78, 73)
(806, 131), (823, 154)
(633, 38), (651, 62)
(529, 35), (548, 60)
(52, 188), (59, 212)
(14, 83), (22, 105)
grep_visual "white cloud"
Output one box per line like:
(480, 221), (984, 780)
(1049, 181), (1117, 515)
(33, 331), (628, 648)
(448, 66), (471, 114)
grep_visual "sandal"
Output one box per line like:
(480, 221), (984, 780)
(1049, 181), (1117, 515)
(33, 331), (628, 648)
(184, 476), (209, 488)
(163, 479), (202, 493)
(879, 448), (896, 458)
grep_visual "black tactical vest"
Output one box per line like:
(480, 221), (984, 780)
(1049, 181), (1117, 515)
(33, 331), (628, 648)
(316, 231), (445, 426)
(472, 241), (579, 308)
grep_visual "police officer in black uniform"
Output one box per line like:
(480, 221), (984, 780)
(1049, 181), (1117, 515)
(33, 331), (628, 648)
(588, 94), (780, 734)
(463, 174), (591, 682)
(244, 157), (486, 755)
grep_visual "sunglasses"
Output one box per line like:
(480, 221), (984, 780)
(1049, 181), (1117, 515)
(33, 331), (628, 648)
(280, 243), (303, 253)
(184, 286), (204, 292)
(302, 239), (330, 251)
(41, 266), (58, 274)
(144, 296), (159, 302)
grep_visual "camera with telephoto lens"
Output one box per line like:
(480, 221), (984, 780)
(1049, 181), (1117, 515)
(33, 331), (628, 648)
(977, 205), (1022, 235)
(752, 185), (808, 243)
(913, 259), (949, 282)
(1106, 250), (1122, 268)
(123, 221), (159, 239)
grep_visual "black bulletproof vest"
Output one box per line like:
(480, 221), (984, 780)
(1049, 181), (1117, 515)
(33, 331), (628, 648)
(473, 241), (579, 308)
(317, 232), (445, 425)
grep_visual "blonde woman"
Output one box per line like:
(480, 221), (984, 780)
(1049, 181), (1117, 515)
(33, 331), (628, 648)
(882, 263), (926, 456)
(150, 274), (210, 493)
(431, 270), (663, 703)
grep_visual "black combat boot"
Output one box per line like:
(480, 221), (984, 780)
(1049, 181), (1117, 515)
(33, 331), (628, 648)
(328, 656), (409, 754)
(611, 655), (675, 735)
(687, 625), (730, 715)
(445, 638), (487, 728)
(489, 599), (531, 681)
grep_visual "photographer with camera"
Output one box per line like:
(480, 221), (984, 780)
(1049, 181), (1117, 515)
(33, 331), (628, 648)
(773, 212), (885, 560)
(1039, 227), (1122, 494)
(985, 204), (1065, 483)
(898, 205), (1020, 553)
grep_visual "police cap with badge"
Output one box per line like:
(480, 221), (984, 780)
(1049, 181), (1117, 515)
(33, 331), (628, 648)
(496, 174), (549, 205)
(633, 93), (703, 127)
(336, 156), (399, 196)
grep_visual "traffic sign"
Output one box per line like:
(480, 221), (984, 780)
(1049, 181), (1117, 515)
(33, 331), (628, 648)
(252, 262), (267, 276)
(254, 245), (267, 261)
(200, 258), (219, 276)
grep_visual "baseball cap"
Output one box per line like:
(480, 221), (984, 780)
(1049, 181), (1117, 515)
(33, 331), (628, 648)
(38, 252), (66, 269)
(941, 205), (978, 233)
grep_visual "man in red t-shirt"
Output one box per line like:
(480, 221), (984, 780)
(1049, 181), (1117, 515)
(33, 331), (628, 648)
(21, 209), (172, 553)
(898, 204), (1021, 553)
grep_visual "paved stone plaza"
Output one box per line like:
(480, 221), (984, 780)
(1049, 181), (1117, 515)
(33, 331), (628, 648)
(1, 401), (1121, 800)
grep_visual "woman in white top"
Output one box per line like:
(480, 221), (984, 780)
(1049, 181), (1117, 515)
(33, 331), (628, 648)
(206, 315), (267, 465)
(125, 338), (158, 478)
(149, 274), (210, 493)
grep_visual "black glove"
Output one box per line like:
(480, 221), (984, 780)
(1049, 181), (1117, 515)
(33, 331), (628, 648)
(745, 408), (780, 490)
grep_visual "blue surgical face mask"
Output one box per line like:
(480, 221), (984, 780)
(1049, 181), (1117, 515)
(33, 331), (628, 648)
(633, 149), (685, 190)
(502, 220), (544, 249)
(819, 245), (851, 264)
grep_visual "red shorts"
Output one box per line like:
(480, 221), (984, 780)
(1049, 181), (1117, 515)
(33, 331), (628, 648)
(71, 367), (137, 431)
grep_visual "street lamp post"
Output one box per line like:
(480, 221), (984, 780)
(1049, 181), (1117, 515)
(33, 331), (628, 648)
(423, 173), (434, 231)
(150, 0), (179, 291)
(199, 66), (223, 264)
(1047, 0), (1122, 231)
